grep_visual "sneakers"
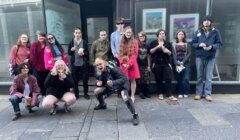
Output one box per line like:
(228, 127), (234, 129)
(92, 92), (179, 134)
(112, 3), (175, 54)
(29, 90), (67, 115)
(50, 104), (58, 115)
(183, 94), (188, 98)
(158, 94), (164, 100)
(84, 94), (90, 100)
(64, 103), (71, 113)
(205, 96), (213, 102)
(178, 95), (188, 98)
(94, 104), (107, 110)
(132, 114), (139, 126)
(12, 113), (21, 121)
(194, 95), (201, 100)
(178, 95), (183, 98)
(169, 96), (178, 101)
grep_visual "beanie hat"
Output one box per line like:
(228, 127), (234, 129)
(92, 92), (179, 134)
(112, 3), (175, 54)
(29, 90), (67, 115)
(202, 16), (213, 23)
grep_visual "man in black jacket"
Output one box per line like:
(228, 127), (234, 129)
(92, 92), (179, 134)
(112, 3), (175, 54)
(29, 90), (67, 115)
(68, 27), (90, 99)
(93, 58), (139, 126)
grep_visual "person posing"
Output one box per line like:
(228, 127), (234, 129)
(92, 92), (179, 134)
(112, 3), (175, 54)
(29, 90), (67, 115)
(111, 18), (125, 65)
(192, 16), (222, 102)
(91, 30), (113, 64)
(68, 27), (90, 100)
(9, 33), (31, 76)
(42, 60), (76, 115)
(137, 31), (151, 99)
(172, 30), (191, 98)
(44, 34), (68, 70)
(9, 63), (40, 121)
(93, 58), (139, 125)
(30, 32), (49, 96)
(118, 26), (140, 102)
(148, 29), (177, 101)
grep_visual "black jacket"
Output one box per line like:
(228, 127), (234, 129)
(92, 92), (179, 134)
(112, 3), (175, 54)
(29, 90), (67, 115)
(68, 39), (89, 66)
(45, 73), (74, 99)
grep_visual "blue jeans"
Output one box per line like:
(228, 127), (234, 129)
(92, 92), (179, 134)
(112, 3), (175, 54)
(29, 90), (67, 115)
(196, 57), (215, 96)
(175, 64), (190, 95)
(9, 95), (22, 113)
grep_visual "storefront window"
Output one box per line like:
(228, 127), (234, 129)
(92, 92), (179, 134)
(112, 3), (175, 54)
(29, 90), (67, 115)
(45, 0), (81, 44)
(212, 0), (240, 82)
(0, 0), (44, 81)
(135, 0), (207, 81)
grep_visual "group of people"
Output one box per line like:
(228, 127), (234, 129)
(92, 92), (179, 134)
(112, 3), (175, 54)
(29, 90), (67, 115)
(8, 16), (222, 126)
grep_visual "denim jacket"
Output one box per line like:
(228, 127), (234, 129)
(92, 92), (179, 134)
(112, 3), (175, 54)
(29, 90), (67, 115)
(192, 27), (222, 60)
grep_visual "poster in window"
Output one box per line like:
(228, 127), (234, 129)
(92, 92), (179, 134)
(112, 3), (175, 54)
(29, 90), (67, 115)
(170, 13), (199, 42)
(142, 8), (166, 33)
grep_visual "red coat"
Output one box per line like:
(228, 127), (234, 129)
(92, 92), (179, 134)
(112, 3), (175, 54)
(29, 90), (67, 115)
(9, 74), (40, 106)
(118, 39), (140, 80)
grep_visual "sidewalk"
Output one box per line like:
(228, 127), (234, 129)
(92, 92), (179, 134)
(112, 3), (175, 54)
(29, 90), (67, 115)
(1, 94), (240, 140)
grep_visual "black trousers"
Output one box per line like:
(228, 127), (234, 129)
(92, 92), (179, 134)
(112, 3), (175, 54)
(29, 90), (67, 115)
(72, 65), (89, 97)
(32, 69), (49, 96)
(152, 64), (173, 97)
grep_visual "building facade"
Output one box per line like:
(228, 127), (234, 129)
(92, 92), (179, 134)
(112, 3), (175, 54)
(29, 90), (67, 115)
(0, 0), (240, 85)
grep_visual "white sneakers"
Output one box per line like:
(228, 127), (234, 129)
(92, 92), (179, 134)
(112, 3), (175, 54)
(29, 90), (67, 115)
(158, 94), (178, 101)
(178, 94), (188, 98)
(158, 94), (164, 100)
(169, 96), (178, 101)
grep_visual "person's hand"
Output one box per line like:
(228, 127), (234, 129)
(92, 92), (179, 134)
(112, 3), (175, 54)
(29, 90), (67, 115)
(147, 66), (151, 72)
(78, 52), (84, 56)
(96, 80), (102, 86)
(107, 80), (113, 87)
(203, 45), (212, 51)
(199, 43), (206, 48)
(58, 72), (66, 80)
(123, 64), (130, 69)
(23, 59), (29, 63)
(24, 96), (31, 100)
(71, 46), (76, 51)
(162, 47), (171, 55)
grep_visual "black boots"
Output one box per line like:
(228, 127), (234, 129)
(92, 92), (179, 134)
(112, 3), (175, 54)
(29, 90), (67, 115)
(84, 93), (90, 100)
(133, 114), (139, 125)
(94, 104), (107, 110)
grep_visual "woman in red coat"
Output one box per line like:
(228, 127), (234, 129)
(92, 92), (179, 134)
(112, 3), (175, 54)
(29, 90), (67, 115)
(9, 63), (40, 121)
(118, 26), (140, 102)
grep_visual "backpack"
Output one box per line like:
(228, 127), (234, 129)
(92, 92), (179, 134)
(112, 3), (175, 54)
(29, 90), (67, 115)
(8, 45), (19, 77)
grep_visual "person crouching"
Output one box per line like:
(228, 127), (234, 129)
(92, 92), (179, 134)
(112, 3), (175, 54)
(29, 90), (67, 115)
(94, 58), (139, 125)
(42, 60), (76, 115)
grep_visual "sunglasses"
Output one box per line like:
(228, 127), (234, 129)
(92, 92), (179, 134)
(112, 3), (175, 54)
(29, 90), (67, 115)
(116, 23), (124, 25)
(48, 37), (54, 40)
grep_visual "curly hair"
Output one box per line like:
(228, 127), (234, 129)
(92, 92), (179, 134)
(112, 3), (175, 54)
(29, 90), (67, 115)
(118, 26), (135, 62)
(51, 60), (71, 76)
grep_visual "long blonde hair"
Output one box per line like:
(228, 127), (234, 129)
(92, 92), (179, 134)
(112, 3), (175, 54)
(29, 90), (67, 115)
(118, 26), (135, 62)
(51, 60), (71, 75)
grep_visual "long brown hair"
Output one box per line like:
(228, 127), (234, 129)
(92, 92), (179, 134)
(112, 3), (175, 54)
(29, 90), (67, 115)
(16, 33), (31, 48)
(175, 30), (187, 43)
(118, 26), (135, 61)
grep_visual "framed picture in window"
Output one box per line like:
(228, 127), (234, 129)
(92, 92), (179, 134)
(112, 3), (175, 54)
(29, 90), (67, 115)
(170, 13), (199, 42)
(142, 8), (166, 33)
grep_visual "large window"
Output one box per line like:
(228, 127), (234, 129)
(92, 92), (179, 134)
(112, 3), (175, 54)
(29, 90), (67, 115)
(135, 0), (207, 81)
(44, 0), (81, 44)
(0, 0), (44, 81)
(212, 0), (240, 82)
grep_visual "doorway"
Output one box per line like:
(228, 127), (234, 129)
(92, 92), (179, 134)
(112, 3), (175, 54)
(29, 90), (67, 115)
(79, 0), (114, 43)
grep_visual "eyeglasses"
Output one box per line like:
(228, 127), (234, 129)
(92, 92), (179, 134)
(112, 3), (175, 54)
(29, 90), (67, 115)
(22, 67), (29, 70)
(48, 37), (54, 40)
(100, 34), (106, 36)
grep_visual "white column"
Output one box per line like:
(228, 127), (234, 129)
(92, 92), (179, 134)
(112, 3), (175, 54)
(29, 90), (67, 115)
(0, 8), (9, 59)
(27, 6), (35, 42)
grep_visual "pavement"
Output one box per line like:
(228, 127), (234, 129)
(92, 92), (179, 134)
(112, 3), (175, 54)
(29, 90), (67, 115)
(1, 93), (240, 140)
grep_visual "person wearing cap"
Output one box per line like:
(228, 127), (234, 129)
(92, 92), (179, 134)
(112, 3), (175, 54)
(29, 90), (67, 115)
(111, 18), (125, 65)
(192, 16), (222, 102)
